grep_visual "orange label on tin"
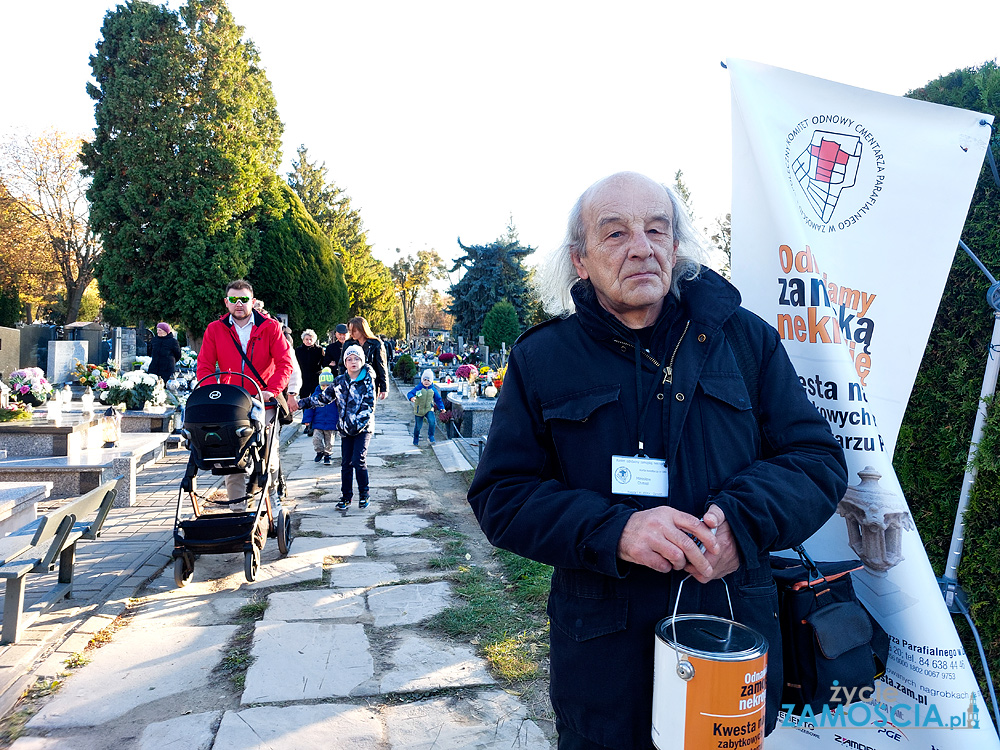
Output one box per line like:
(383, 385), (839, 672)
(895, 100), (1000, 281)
(684, 657), (766, 749)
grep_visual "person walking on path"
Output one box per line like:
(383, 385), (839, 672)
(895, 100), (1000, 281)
(407, 369), (445, 446)
(147, 322), (182, 382)
(347, 316), (388, 401)
(310, 367), (339, 465)
(292, 344), (376, 510)
(295, 329), (324, 434)
(196, 280), (293, 510)
(323, 323), (349, 376)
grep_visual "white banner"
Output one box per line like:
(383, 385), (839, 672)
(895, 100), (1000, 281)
(729, 58), (998, 749)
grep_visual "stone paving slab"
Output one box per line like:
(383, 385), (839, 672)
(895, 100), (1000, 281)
(129, 583), (250, 628)
(374, 537), (439, 556)
(138, 710), (221, 750)
(328, 561), (399, 588)
(395, 488), (425, 503)
(244, 549), (324, 589)
(214, 704), (383, 749)
(380, 632), (494, 693)
(27, 624), (237, 728)
(431, 441), (473, 473)
(384, 690), (551, 750)
(368, 581), (451, 626)
(298, 514), (373, 537)
(287, 536), (366, 558)
(263, 588), (367, 621)
(242, 622), (373, 703)
(368, 475), (429, 489)
(375, 514), (431, 535)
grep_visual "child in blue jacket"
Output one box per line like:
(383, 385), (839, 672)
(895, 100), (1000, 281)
(406, 369), (446, 446)
(310, 368), (340, 465)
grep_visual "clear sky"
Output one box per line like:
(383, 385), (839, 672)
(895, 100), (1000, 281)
(4, 1), (998, 271)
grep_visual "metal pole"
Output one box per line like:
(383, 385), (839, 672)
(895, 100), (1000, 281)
(942, 310), (1000, 599)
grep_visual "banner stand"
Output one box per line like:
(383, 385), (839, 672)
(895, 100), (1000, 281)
(939, 240), (1000, 730)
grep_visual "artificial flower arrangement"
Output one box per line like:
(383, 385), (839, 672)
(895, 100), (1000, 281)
(70, 359), (119, 389)
(178, 347), (198, 369)
(99, 370), (168, 411)
(438, 352), (457, 364)
(134, 356), (152, 371)
(455, 364), (477, 382)
(8, 367), (55, 406)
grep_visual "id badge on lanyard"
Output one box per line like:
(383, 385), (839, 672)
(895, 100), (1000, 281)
(611, 454), (668, 497)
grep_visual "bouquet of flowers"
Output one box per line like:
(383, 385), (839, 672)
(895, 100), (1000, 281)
(438, 352), (457, 364)
(8, 367), (55, 406)
(178, 347), (198, 369)
(99, 370), (167, 411)
(455, 364), (477, 382)
(70, 359), (118, 389)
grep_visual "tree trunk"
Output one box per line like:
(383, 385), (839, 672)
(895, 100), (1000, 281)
(64, 280), (84, 324)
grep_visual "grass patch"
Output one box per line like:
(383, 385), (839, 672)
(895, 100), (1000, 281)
(419, 526), (471, 569)
(236, 596), (268, 623)
(217, 629), (255, 691)
(428, 551), (553, 682)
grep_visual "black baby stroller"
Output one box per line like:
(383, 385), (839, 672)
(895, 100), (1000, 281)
(172, 372), (293, 585)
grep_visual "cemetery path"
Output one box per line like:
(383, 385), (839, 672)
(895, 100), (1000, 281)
(0, 379), (556, 750)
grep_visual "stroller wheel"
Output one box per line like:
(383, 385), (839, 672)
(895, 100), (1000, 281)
(244, 547), (260, 582)
(174, 552), (195, 587)
(277, 508), (293, 556)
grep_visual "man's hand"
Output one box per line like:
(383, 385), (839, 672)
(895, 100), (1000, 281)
(617, 504), (738, 583)
(681, 505), (739, 583)
(379, 391), (388, 401)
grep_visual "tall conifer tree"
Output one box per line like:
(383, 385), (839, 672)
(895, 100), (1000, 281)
(83, 0), (283, 336)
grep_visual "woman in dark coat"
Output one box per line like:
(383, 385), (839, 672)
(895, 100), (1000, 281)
(148, 322), (182, 382)
(347, 316), (389, 400)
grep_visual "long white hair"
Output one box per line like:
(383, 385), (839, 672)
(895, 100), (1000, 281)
(535, 173), (709, 317)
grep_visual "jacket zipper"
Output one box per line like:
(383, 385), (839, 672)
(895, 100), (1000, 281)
(662, 321), (691, 385)
(612, 339), (662, 369)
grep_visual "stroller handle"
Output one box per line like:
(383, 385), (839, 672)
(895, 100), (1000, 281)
(193, 371), (279, 407)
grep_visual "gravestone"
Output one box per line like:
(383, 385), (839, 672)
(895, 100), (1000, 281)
(65, 322), (104, 365)
(457, 336), (465, 356)
(19, 325), (54, 369)
(112, 328), (137, 370)
(48, 340), (88, 385)
(0, 327), (20, 380)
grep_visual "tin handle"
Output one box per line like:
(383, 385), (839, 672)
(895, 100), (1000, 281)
(670, 575), (735, 680)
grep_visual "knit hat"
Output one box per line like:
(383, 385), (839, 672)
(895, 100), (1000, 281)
(319, 367), (335, 385)
(421, 369), (434, 383)
(335, 323), (349, 334)
(343, 344), (365, 363)
(156, 322), (172, 334)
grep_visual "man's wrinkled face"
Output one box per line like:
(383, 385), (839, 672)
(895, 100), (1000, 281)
(336, 331), (347, 343)
(225, 288), (254, 322)
(571, 174), (678, 327)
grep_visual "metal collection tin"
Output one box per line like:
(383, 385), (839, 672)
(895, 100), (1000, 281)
(652, 614), (768, 750)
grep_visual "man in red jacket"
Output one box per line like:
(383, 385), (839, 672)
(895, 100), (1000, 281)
(197, 279), (294, 509)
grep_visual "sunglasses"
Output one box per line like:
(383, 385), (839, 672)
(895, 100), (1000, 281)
(227, 295), (251, 304)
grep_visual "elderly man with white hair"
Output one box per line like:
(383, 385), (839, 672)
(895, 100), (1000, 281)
(468, 172), (848, 749)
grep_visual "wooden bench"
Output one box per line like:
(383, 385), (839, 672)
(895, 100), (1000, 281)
(0, 476), (120, 644)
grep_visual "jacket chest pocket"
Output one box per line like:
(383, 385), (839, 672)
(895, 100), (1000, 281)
(693, 372), (759, 483)
(541, 385), (626, 489)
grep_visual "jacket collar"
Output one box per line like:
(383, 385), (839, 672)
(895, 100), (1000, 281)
(220, 310), (268, 330)
(571, 266), (741, 344)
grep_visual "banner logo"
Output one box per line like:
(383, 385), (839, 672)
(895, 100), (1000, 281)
(785, 115), (887, 233)
(793, 131), (862, 224)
